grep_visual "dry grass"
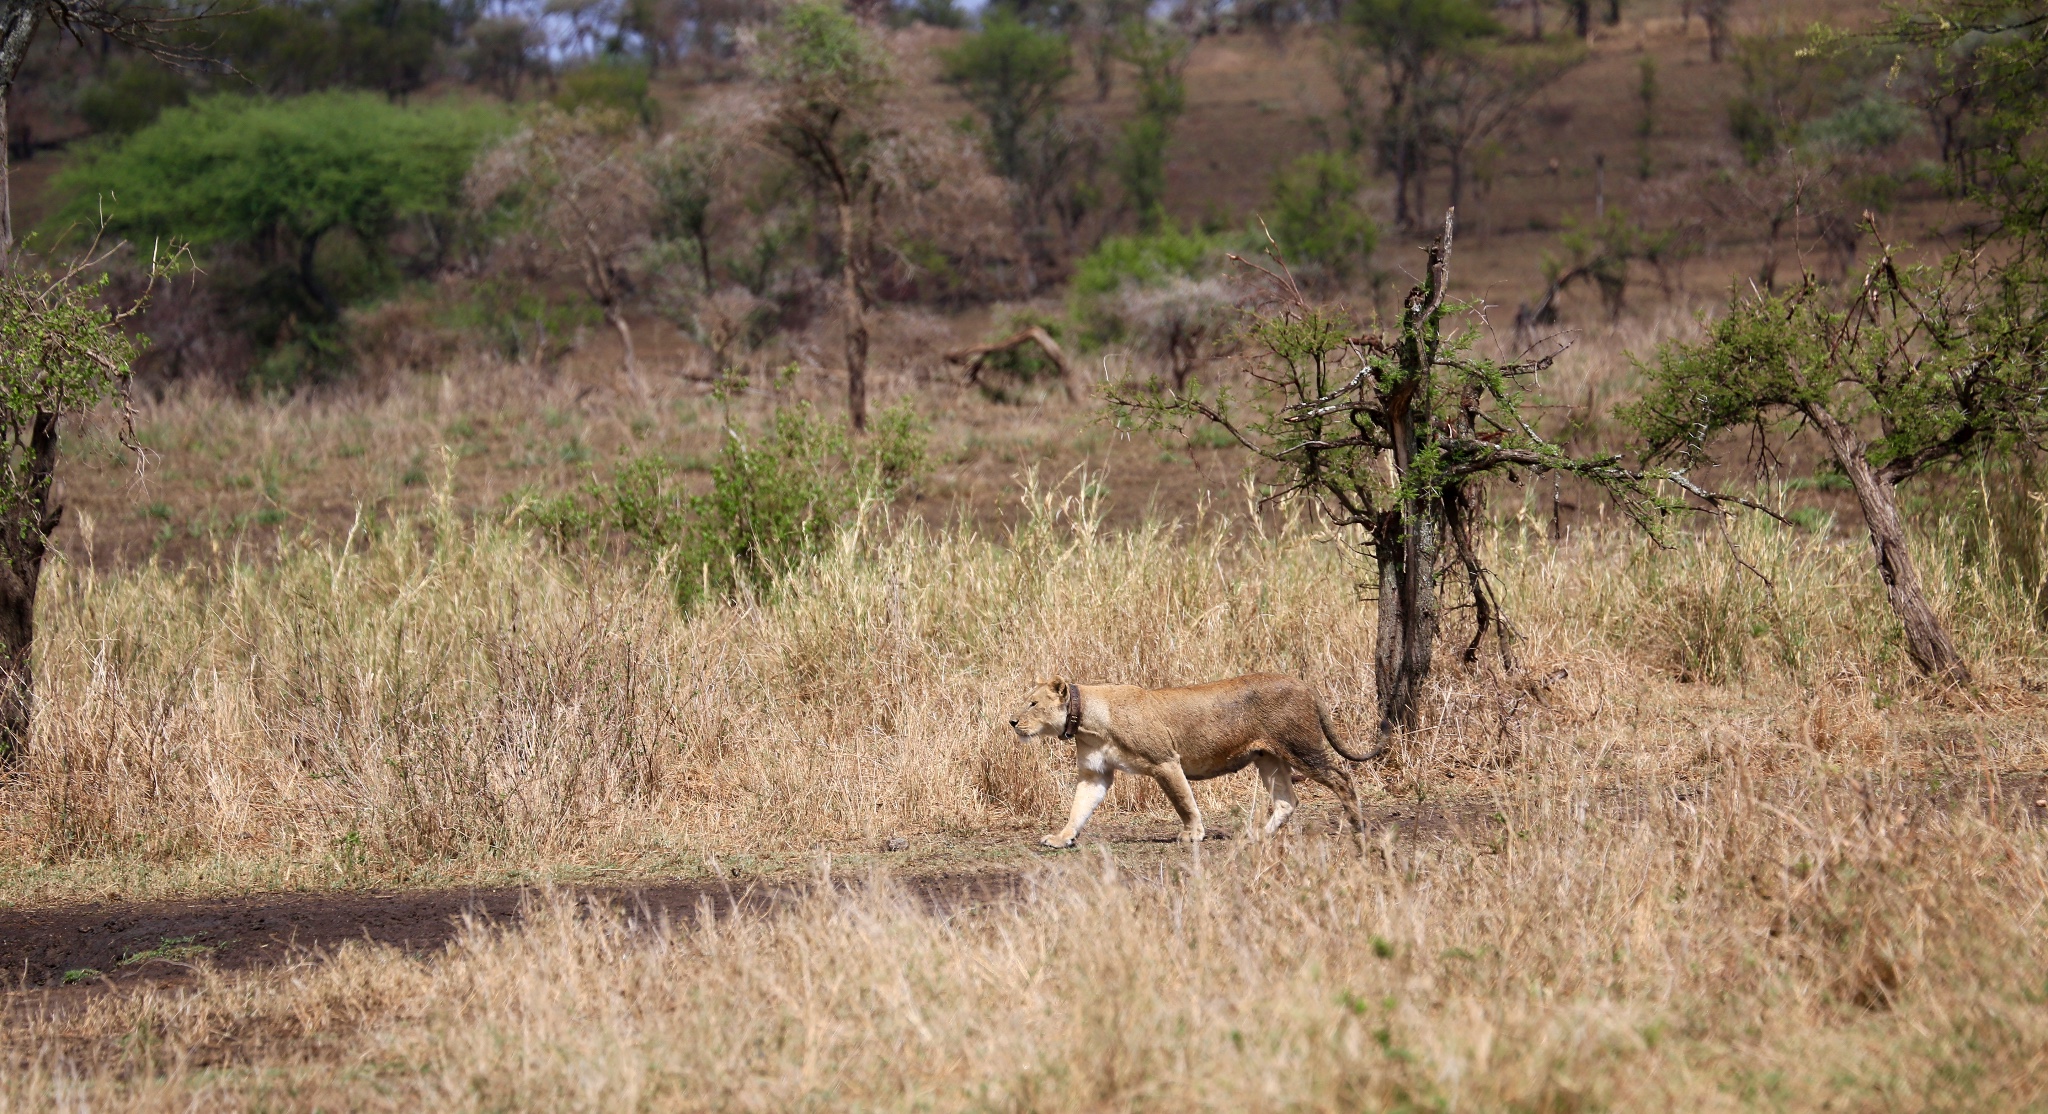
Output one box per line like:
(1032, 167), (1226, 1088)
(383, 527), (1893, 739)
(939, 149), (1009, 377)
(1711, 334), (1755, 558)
(4, 763), (2044, 1110)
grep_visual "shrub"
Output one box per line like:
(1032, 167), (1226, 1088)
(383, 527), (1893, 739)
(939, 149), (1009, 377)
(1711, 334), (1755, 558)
(1265, 151), (1377, 287)
(673, 403), (928, 607)
(514, 403), (929, 608)
(1068, 227), (1228, 346)
(553, 60), (657, 127)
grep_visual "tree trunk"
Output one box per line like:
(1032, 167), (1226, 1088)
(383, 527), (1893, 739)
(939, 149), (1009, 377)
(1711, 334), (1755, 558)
(1372, 507), (1440, 739)
(1372, 209), (1454, 741)
(0, 0), (35, 253)
(837, 197), (869, 432)
(1810, 407), (1971, 682)
(0, 410), (60, 764)
(605, 302), (648, 399)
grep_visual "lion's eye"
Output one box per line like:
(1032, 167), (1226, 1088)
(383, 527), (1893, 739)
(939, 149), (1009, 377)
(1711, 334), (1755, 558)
(1029, 701), (1037, 707)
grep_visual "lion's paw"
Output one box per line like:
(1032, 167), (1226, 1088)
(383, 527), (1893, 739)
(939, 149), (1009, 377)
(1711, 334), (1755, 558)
(1040, 834), (1075, 849)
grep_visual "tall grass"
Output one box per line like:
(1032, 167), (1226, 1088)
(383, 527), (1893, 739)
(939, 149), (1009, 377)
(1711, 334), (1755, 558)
(3, 468), (2043, 904)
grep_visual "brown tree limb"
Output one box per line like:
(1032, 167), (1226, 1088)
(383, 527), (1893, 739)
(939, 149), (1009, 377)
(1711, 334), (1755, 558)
(945, 326), (1077, 401)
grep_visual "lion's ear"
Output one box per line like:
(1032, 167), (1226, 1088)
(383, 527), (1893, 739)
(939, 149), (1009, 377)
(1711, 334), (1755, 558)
(1051, 677), (1068, 697)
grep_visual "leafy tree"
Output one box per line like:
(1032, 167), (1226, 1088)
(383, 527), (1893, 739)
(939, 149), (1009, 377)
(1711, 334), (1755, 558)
(1109, 18), (1186, 233)
(1877, 1), (2047, 240)
(1111, 213), (1672, 745)
(1265, 151), (1377, 288)
(54, 93), (506, 366)
(0, 239), (175, 762)
(756, 0), (892, 431)
(938, 10), (1076, 282)
(1341, 0), (1498, 230)
(202, 0), (457, 98)
(76, 57), (189, 136)
(1627, 241), (2048, 682)
(938, 11), (1070, 185)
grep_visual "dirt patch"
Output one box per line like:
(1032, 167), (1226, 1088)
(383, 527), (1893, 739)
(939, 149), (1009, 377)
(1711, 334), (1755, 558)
(0, 797), (1495, 994)
(0, 869), (1027, 993)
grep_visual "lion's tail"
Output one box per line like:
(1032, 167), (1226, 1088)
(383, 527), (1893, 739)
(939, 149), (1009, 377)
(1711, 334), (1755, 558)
(1320, 700), (1390, 763)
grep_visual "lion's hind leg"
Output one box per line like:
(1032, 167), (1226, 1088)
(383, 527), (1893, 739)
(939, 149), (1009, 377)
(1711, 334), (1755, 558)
(1293, 752), (1368, 833)
(1253, 753), (1298, 837)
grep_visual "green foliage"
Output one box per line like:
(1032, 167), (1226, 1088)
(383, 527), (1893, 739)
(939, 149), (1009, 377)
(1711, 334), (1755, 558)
(516, 403), (930, 608)
(938, 11), (1073, 183)
(1068, 227), (1227, 344)
(77, 59), (190, 137)
(674, 404), (929, 606)
(553, 60), (658, 127)
(1627, 256), (2048, 483)
(1877, 0), (2048, 238)
(202, 0), (457, 99)
(1109, 19), (1188, 233)
(1346, 0), (1498, 59)
(53, 92), (508, 371)
(1266, 151), (1378, 286)
(894, 0), (968, 27)
(759, 1), (890, 118)
(0, 268), (144, 470)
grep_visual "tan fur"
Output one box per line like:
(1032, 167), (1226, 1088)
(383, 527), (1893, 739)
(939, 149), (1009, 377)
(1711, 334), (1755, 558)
(1006, 673), (1376, 848)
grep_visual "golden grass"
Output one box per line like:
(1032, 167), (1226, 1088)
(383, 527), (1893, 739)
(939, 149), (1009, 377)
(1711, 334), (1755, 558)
(5, 766), (2043, 1110)
(3, 460), (2044, 904)
(2, 324), (2045, 1106)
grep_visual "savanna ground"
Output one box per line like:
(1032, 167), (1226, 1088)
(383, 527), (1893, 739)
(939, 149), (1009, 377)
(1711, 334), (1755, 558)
(3, 1), (2048, 1110)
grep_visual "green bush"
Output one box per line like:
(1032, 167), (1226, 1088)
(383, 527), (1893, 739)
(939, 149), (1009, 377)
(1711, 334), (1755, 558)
(1266, 151), (1377, 286)
(674, 403), (928, 606)
(1068, 227), (1228, 345)
(553, 60), (657, 127)
(513, 403), (929, 608)
(77, 60), (190, 136)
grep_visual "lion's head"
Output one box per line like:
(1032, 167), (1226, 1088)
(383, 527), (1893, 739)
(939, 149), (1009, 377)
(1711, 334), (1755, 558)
(1007, 678), (1069, 740)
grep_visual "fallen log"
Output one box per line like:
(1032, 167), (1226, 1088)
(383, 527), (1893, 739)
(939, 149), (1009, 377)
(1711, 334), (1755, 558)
(944, 326), (1077, 401)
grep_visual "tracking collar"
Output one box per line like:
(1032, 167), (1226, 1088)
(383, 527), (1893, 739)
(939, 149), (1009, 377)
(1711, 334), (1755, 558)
(1060, 681), (1083, 740)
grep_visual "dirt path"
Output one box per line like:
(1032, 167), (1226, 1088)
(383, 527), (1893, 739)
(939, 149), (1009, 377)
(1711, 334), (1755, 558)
(0, 870), (1032, 992)
(0, 799), (1489, 994)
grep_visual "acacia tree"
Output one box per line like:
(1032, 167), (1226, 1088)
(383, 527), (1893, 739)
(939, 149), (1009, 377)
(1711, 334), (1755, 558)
(1629, 242), (2048, 683)
(0, 241), (171, 762)
(1110, 17), (1188, 234)
(1342, 0), (1498, 231)
(757, 0), (891, 431)
(1111, 211), (1674, 747)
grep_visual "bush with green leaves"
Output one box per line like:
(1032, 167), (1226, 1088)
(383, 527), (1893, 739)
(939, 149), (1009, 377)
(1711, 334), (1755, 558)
(553, 60), (658, 127)
(1265, 151), (1378, 287)
(76, 59), (190, 136)
(52, 92), (508, 378)
(515, 403), (929, 608)
(1068, 226), (1229, 346)
(674, 404), (928, 607)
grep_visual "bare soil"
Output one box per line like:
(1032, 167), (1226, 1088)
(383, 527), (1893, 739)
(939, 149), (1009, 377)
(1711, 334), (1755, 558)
(1, 797), (1494, 995)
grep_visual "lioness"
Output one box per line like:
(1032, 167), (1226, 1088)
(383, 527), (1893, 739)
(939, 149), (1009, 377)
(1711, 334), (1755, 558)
(1007, 673), (1384, 847)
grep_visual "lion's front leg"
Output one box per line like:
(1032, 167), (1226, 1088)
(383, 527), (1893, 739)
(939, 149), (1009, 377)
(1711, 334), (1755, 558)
(1156, 762), (1205, 843)
(1044, 769), (1112, 848)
